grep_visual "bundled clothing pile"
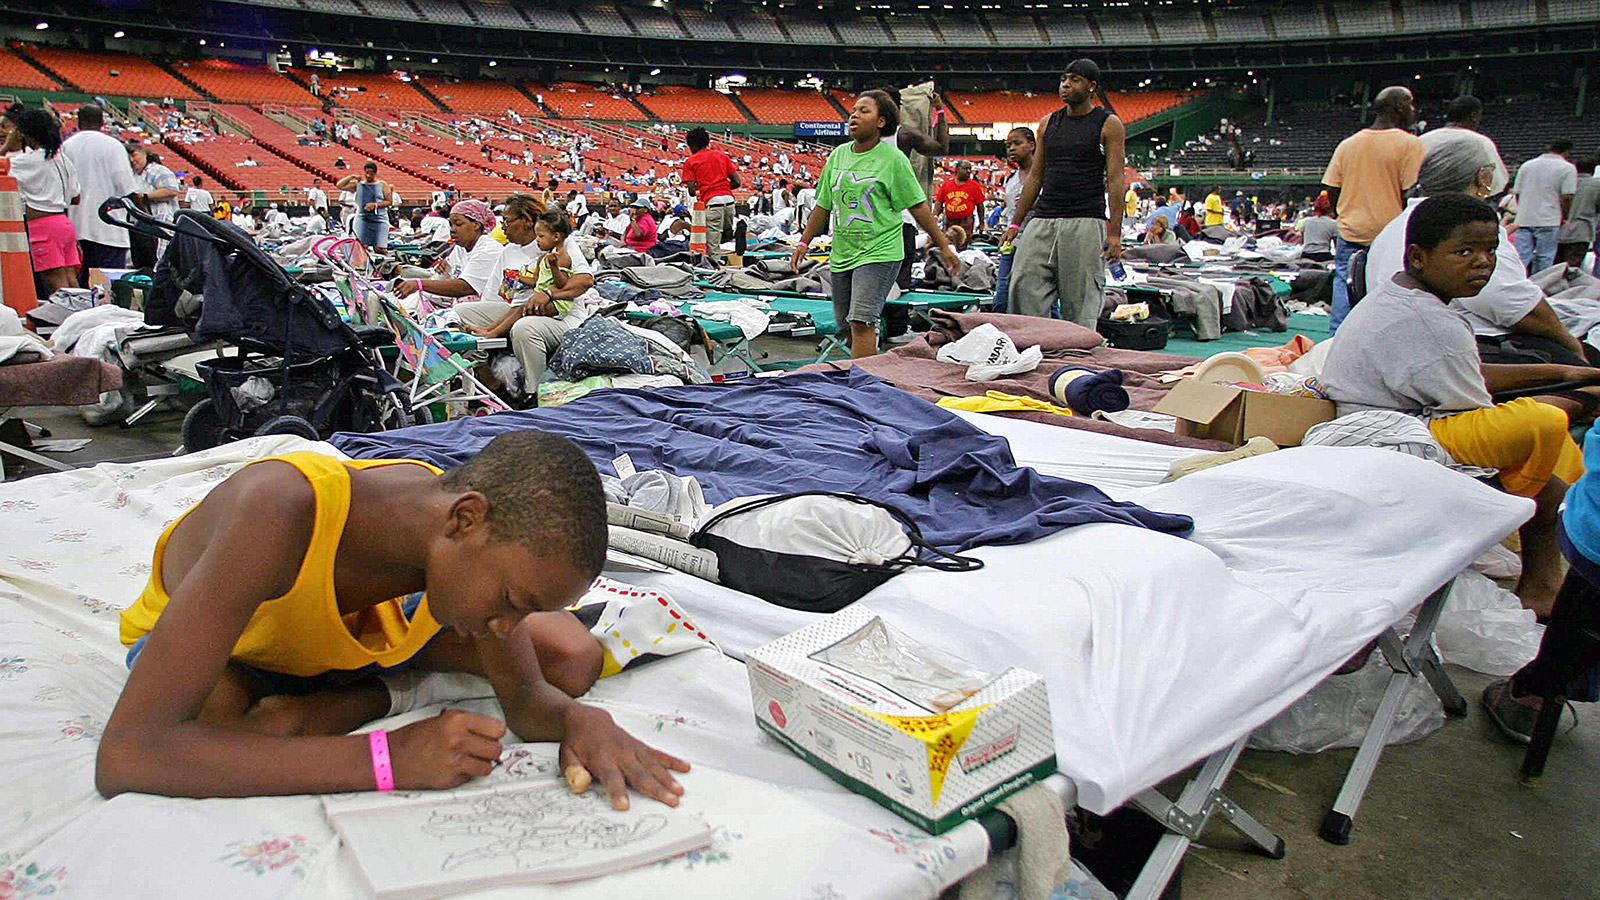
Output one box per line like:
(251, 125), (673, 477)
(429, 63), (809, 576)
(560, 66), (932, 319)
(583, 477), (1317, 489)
(547, 315), (710, 385)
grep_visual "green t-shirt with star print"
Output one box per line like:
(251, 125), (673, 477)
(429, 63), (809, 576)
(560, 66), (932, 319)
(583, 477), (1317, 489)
(815, 140), (927, 272)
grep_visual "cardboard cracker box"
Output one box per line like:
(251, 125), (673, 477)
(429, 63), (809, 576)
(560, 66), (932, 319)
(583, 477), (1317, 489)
(1154, 378), (1335, 446)
(746, 606), (1057, 834)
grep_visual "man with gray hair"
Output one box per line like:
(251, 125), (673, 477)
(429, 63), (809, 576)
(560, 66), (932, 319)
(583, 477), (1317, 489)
(1365, 133), (1587, 365)
(1321, 85), (1426, 334)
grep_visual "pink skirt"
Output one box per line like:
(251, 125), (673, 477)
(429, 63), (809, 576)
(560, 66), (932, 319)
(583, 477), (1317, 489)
(27, 212), (81, 272)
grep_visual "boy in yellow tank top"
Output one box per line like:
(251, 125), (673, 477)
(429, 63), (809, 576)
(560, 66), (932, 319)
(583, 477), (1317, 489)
(98, 432), (688, 811)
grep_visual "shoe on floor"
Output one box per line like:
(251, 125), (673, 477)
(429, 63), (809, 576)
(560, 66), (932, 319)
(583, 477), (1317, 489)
(1481, 677), (1542, 744)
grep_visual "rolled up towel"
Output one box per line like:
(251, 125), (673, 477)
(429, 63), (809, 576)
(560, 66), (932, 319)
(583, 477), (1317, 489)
(1049, 366), (1130, 415)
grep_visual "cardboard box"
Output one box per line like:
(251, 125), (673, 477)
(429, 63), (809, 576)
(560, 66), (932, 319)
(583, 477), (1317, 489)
(1154, 378), (1336, 446)
(746, 606), (1057, 834)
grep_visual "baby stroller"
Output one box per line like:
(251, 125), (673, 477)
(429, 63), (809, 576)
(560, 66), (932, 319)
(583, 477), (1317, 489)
(100, 199), (423, 453)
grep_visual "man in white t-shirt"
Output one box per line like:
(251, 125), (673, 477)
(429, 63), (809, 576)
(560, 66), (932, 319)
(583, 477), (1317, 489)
(564, 191), (588, 223)
(306, 179), (329, 217)
(62, 104), (139, 279)
(601, 199), (630, 244)
(184, 175), (214, 213)
(1513, 140), (1579, 275)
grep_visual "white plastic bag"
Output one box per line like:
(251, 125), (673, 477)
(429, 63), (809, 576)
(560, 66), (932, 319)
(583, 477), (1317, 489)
(1470, 544), (1522, 580)
(1248, 647), (1444, 753)
(935, 322), (1043, 382)
(1434, 570), (1544, 677)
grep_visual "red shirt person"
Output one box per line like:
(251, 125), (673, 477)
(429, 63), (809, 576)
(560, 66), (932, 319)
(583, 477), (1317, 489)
(934, 161), (987, 248)
(679, 127), (741, 264)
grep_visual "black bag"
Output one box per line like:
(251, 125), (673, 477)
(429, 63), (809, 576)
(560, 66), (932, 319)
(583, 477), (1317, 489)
(1097, 310), (1172, 350)
(689, 491), (983, 613)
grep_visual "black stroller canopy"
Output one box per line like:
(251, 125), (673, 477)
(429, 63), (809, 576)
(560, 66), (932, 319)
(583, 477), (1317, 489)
(103, 200), (359, 360)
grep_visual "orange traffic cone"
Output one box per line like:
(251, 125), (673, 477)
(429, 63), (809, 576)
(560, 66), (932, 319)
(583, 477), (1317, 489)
(689, 198), (707, 258)
(0, 162), (35, 317)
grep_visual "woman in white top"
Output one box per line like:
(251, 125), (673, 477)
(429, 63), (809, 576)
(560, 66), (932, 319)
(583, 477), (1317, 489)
(393, 199), (503, 312)
(2, 103), (81, 295)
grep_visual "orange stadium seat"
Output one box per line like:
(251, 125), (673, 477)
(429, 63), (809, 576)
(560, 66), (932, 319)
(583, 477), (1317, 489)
(171, 59), (318, 105)
(318, 72), (436, 111)
(420, 78), (534, 116)
(532, 83), (646, 121)
(24, 47), (199, 100)
(945, 89), (1063, 125)
(735, 89), (841, 126)
(0, 48), (58, 91)
(634, 86), (746, 124)
(1104, 90), (1195, 123)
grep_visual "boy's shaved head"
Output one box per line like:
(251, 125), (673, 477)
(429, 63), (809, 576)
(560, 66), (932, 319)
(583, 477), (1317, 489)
(440, 432), (607, 577)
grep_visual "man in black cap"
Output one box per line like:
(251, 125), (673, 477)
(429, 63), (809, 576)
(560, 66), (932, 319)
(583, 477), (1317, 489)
(1002, 59), (1126, 326)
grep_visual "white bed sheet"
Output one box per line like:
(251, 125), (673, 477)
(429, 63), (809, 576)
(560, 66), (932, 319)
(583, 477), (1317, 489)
(614, 414), (1532, 813)
(0, 418), (1530, 894)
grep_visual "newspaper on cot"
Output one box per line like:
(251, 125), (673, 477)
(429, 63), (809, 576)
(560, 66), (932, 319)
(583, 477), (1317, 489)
(746, 605), (1056, 834)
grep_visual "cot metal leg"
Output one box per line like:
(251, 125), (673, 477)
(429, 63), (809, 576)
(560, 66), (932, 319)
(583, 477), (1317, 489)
(1321, 582), (1457, 844)
(0, 440), (73, 480)
(1126, 736), (1286, 900)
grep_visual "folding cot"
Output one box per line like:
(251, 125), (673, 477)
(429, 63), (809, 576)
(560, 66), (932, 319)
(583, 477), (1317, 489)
(0, 379), (1526, 898)
(631, 289), (989, 374)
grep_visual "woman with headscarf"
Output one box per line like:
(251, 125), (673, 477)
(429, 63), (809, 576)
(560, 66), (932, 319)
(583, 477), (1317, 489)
(1365, 131), (1591, 366)
(336, 161), (396, 250)
(1, 102), (80, 298)
(394, 199), (502, 311)
(1296, 193), (1338, 261)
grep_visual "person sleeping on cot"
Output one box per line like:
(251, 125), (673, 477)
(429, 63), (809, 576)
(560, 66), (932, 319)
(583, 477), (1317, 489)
(98, 432), (688, 810)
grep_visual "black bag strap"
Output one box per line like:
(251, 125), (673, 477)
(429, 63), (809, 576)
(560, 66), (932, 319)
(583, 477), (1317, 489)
(692, 491), (984, 573)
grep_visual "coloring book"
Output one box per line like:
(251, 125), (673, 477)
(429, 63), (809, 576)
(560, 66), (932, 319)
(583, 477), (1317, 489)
(323, 743), (712, 900)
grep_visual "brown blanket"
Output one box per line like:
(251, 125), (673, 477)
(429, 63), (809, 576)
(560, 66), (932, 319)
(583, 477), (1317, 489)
(798, 311), (1231, 450)
(0, 355), (124, 407)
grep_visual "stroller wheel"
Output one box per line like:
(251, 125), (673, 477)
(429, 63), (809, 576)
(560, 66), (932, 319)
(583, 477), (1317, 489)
(253, 415), (322, 441)
(180, 400), (228, 455)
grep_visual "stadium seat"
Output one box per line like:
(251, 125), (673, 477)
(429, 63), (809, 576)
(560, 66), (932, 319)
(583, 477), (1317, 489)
(736, 90), (841, 126)
(532, 83), (646, 121)
(634, 86), (746, 125)
(420, 78), (534, 116)
(170, 60), (318, 105)
(319, 72), (437, 111)
(0, 48), (59, 91)
(24, 46), (199, 100)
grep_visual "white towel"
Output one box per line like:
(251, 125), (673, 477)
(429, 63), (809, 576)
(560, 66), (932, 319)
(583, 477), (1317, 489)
(0, 334), (52, 364)
(689, 299), (771, 340)
(959, 782), (1072, 900)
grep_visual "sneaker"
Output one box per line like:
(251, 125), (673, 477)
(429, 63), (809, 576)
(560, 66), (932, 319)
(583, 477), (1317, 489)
(1481, 678), (1542, 744)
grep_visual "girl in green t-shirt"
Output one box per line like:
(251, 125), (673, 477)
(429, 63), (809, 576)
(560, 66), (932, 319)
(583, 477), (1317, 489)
(792, 90), (961, 358)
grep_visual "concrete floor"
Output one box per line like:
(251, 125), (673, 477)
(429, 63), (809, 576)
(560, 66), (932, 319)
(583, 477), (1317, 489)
(5, 329), (1598, 900)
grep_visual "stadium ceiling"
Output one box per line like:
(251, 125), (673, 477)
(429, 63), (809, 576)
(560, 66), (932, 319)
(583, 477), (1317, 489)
(1, 0), (1595, 81)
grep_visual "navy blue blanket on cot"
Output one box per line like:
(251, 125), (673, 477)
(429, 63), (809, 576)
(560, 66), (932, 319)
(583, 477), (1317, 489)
(331, 368), (1192, 551)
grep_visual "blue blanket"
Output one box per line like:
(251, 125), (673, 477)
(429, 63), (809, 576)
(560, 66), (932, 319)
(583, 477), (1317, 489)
(331, 369), (1192, 550)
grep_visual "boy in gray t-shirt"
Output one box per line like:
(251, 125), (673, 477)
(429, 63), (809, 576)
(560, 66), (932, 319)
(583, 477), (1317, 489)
(1322, 194), (1600, 618)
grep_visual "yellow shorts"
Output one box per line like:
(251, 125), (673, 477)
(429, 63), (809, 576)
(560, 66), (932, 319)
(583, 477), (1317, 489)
(1430, 398), (1585, 497)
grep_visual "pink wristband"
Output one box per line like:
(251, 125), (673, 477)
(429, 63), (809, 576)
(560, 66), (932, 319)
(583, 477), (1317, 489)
(416, 279), (424, 294)
(368, 729), (394, 792)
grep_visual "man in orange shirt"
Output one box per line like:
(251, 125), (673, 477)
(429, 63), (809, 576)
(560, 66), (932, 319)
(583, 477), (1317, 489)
(1322, 85), (1426, 334)
(935, 161), (986, 249)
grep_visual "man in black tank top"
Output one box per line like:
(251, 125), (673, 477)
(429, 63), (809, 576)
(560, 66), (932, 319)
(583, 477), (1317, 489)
(1002, 59), (1127, 327)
